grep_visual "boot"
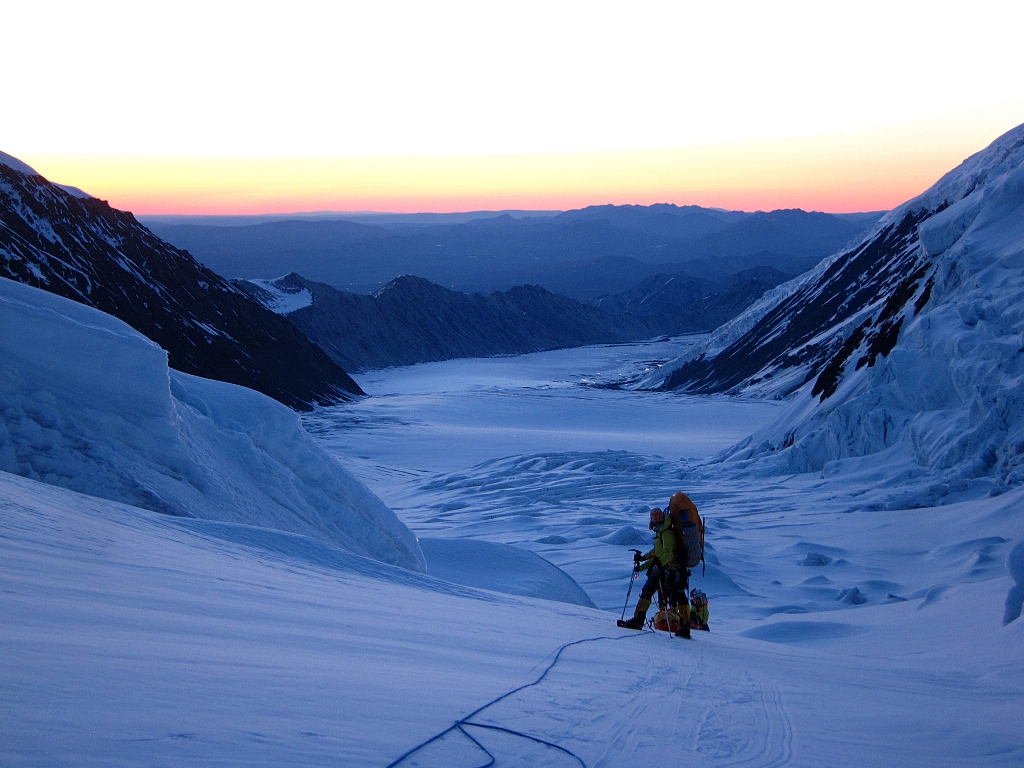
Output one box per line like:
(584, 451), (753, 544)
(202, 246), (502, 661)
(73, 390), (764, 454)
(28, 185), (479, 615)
(674, 603), (691, 638)
(617, 598), (651, 630)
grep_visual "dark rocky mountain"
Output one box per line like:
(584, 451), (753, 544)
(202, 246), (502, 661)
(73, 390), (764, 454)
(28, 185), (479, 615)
(647, 123), (1024, 403)
(148, 204), (882, 301)
(0, 159), (362, 410)
(236, 274), (665, 372)
(653, 207), (931, 397)
(596, 266), (795, 336)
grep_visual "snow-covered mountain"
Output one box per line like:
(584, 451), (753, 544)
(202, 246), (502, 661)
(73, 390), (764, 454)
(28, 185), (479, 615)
(0, 155), (362, 410)
(645, 123), (1024, 497)
(0, 277), (423, 570)
(238, 273), (664, 372)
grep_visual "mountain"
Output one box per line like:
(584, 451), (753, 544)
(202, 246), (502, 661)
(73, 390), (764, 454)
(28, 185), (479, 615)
(148, 204), (882, 300)
(0, 156), (362, 409)
(644, 123), (1024, 497)
(236, 273), (665, 371)
(140, 209), (561, 228)
(595, 265), (796, 335)
(554, 202), (748, 241)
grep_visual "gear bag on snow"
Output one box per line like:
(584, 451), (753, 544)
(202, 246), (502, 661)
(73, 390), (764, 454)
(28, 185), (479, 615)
(653, 606), (685, 633)
(689, 589), (710, 630)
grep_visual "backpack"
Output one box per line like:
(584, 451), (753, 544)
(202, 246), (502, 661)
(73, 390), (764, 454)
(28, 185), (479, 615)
(679, 522), (702, 569)
(669, 492), (705, 573)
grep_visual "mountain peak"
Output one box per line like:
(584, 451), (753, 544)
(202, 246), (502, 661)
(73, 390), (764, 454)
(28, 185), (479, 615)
(0, 150), (38, 177)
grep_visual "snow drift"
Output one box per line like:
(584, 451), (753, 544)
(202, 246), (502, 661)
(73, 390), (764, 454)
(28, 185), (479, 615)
(418, 537), (596, 607)
(647, 124), (1024, 498)
(0, 277), (424, 571)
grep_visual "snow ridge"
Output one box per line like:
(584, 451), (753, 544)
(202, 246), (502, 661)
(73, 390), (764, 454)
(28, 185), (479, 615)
(243, 275), (314, 314)
(0, 278), (424, 571)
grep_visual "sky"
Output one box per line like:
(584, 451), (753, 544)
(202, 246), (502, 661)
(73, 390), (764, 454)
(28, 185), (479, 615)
(8, 1), (1024, 215)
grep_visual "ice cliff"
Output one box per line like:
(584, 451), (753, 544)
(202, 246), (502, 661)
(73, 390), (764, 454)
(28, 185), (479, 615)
(0, 277), (424, 570)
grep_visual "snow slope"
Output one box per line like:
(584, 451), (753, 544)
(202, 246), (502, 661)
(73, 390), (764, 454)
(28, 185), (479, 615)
(242, 275), (315, 314)
(0, 277), (423, 571)
(313, 344), (1023, 766)
(4, 339), (1022, 766)
(719, 125), (1024, 498)
(0, 150), (39, 176)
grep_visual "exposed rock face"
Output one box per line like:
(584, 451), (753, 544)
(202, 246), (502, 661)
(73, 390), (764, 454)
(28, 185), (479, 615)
(0, 159), (362, 409)
(658, 210), (931, 396)
(596, 266), (796, 336)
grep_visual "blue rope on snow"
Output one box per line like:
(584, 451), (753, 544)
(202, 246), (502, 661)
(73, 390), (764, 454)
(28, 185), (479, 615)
(384, 633), (641, 768)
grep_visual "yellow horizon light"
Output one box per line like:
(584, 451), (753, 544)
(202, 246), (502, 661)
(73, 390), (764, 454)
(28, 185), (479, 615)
(20, 122), (1015, 216)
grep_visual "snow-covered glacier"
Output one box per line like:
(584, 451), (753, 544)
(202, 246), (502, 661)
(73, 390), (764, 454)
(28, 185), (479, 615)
(0, 277), (424, 571)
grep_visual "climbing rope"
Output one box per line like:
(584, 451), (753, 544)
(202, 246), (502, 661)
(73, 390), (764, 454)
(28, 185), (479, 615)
(384, 633), (642, 768)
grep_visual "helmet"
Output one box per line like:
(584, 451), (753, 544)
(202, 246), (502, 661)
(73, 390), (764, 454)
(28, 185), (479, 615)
(648, 508), (664, 529)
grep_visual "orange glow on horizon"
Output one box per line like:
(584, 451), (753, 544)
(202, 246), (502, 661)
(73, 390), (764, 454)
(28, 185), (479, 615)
(22, 122), (1017, 216)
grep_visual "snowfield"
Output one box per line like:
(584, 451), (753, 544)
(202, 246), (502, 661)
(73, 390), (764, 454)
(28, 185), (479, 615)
(1, 275), (1021, 765)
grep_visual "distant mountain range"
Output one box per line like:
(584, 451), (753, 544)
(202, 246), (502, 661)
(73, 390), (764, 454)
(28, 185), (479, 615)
(0, 156), (363, 409)
(236, 266), (805, 372)
(145, 205), (884, 301)
(0, 150), (889, 386)
(236, 274), (662, 371)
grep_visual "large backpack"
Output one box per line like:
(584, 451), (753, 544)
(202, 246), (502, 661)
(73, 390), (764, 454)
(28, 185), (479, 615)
(669, 492), (705, 573)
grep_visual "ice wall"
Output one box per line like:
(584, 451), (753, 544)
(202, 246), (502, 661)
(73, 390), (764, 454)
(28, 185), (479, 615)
(0, 277), (425, 571)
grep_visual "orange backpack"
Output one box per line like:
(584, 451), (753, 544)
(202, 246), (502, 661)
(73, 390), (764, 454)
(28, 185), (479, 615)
(669, 492), (705, 572)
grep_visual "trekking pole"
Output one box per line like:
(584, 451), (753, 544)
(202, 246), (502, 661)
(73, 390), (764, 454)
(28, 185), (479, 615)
(619, 550), (642, 622)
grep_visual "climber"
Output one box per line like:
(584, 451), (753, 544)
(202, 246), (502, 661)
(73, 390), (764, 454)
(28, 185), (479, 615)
(617, 507), (690, 638)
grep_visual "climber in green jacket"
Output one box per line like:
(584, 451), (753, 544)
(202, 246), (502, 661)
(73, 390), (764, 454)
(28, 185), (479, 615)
(618, 507), (690, 637)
